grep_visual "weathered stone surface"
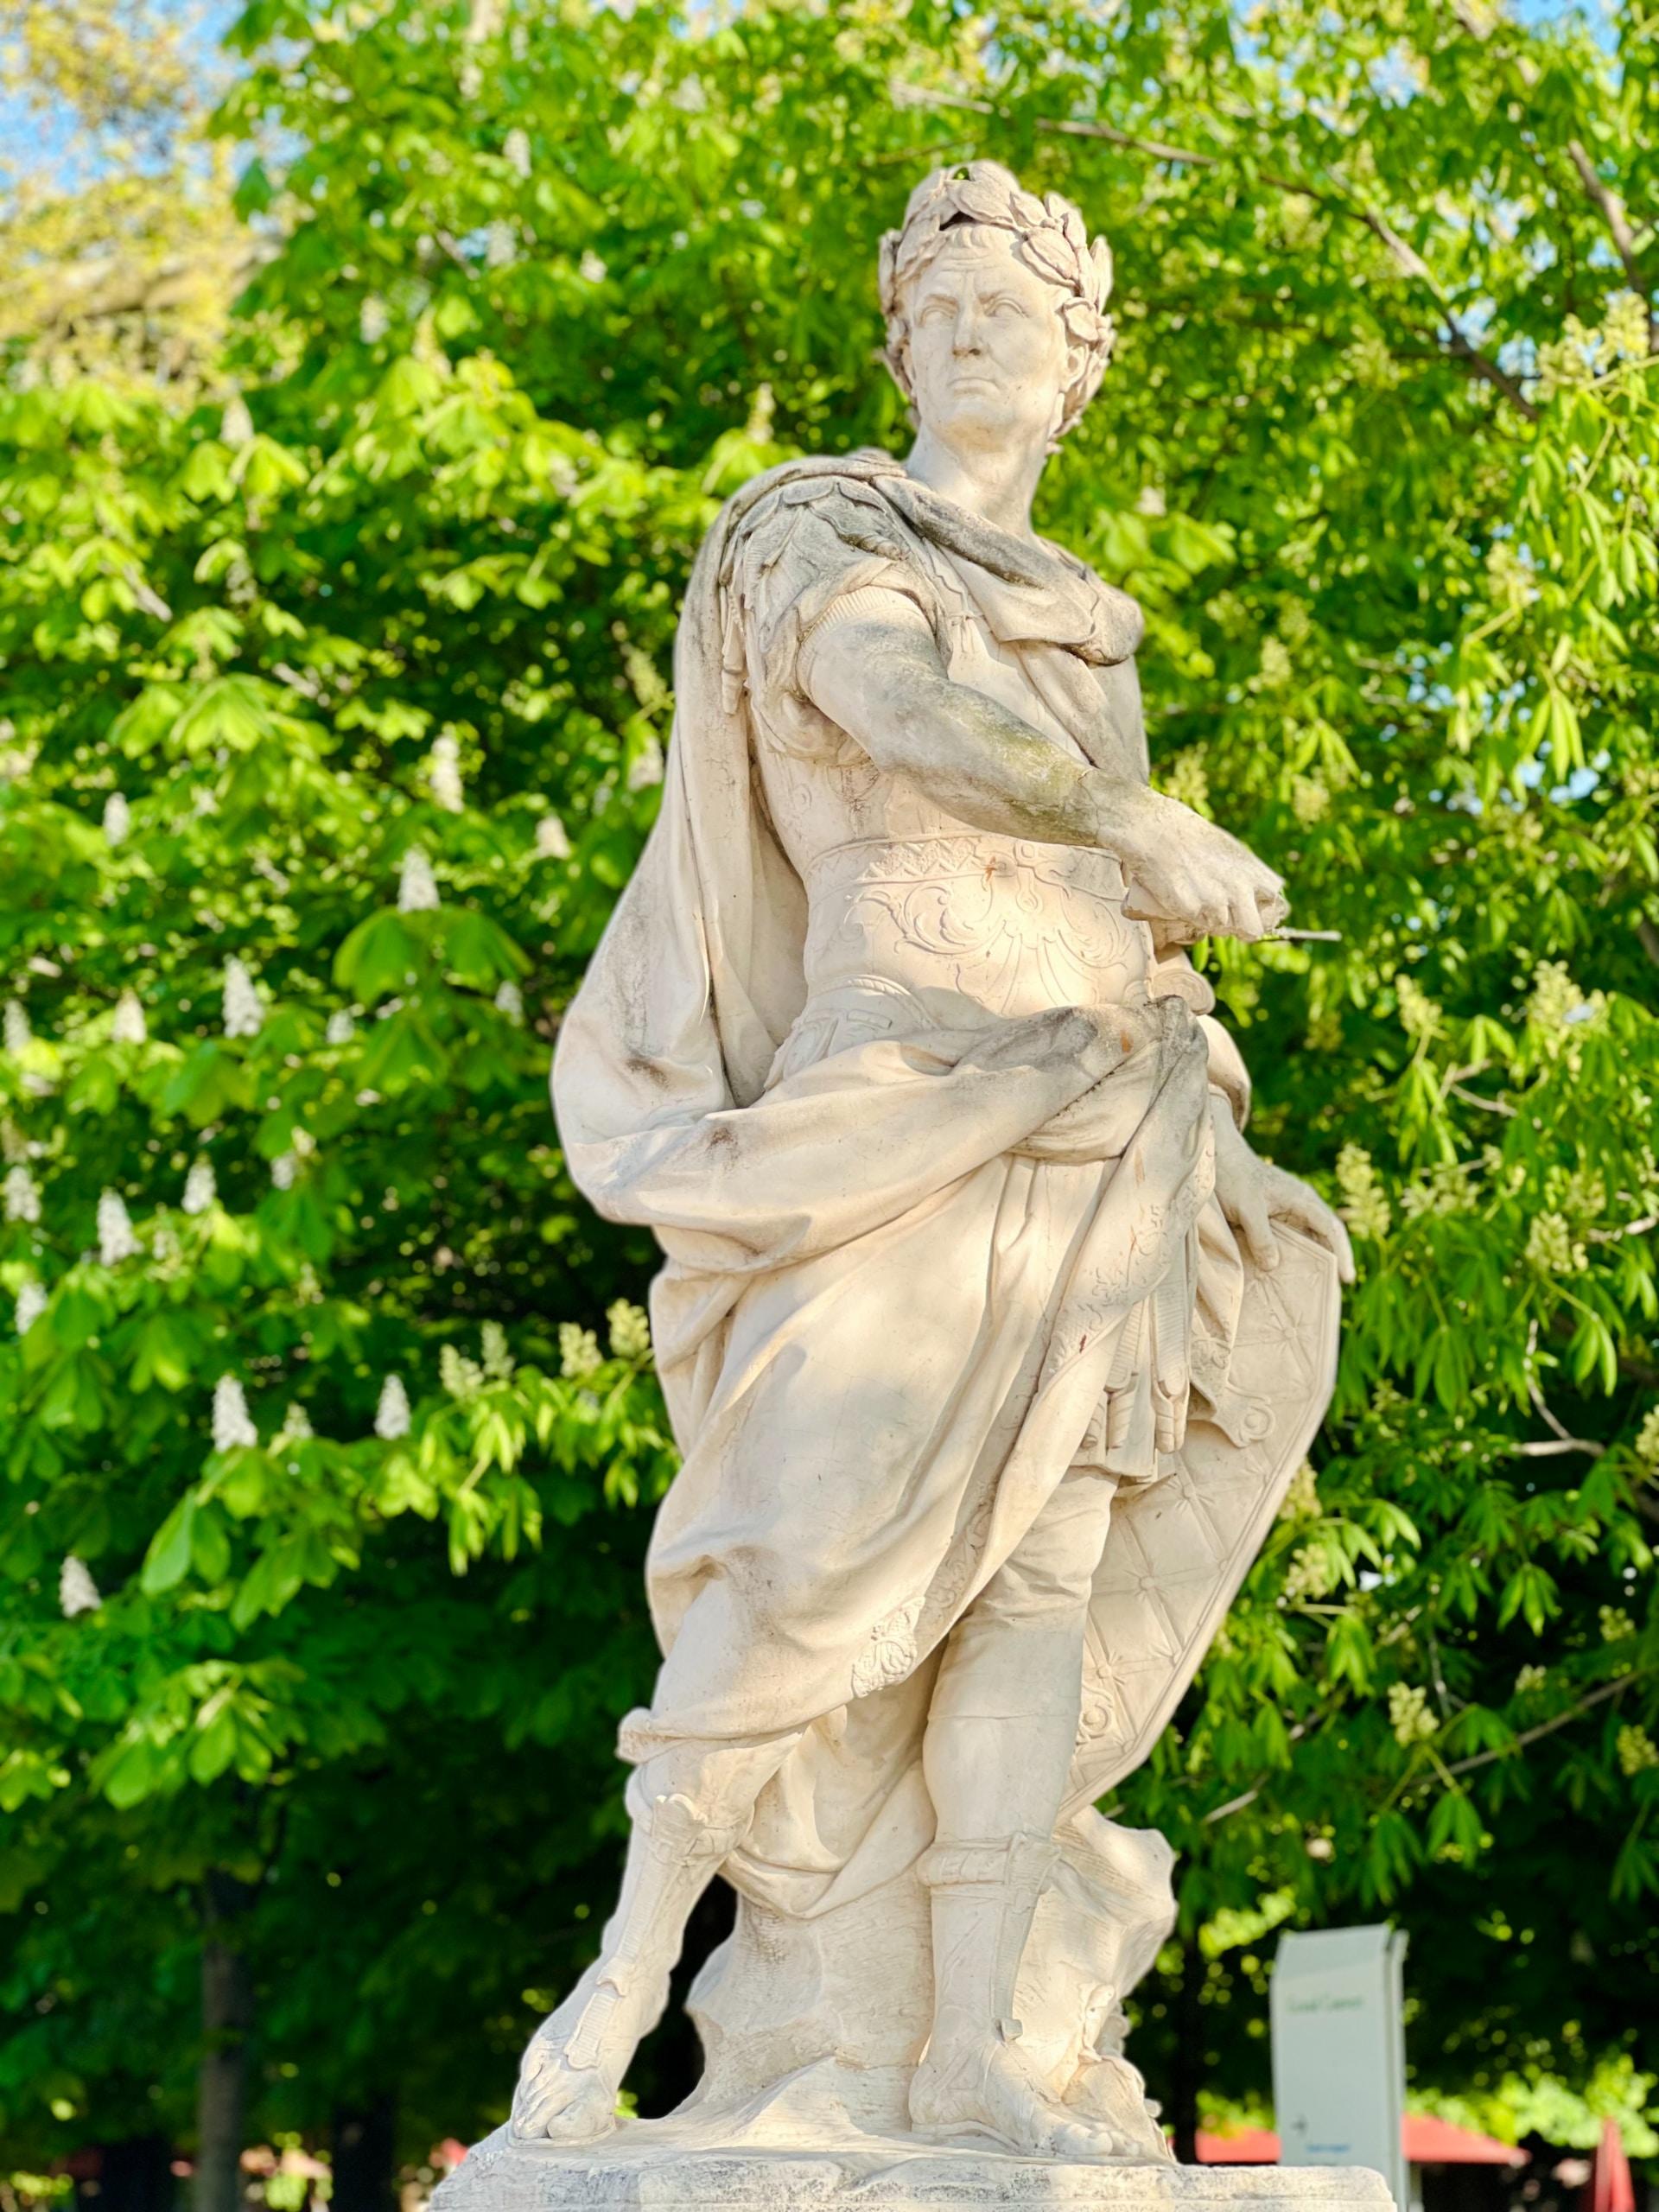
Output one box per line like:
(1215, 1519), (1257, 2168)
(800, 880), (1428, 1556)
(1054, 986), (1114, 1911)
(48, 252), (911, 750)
(450, 156), (1357, 2178)
(438, 2123), (1390, 2212)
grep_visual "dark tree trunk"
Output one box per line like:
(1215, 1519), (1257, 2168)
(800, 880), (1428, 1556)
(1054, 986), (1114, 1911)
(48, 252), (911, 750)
(97, 2136), (175, 2212)
(1169, 1932), (1204, 2167)
(195, 1873), (254, 2212)
(331, 2095), (397, 2212)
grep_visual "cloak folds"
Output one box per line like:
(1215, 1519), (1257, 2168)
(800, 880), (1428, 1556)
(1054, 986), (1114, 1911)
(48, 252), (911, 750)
(551, 455), (1339, 1943)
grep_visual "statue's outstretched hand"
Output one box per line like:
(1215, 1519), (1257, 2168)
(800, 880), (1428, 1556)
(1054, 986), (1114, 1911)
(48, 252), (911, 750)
(1109, 790), (1287, 943)
(1211, 1103), (1356, 1285)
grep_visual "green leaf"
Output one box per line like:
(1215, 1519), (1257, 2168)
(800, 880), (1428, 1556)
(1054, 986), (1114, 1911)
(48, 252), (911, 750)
(141, 1496), (197, 1595)
(188, 1709), (239, 1783)
(102, 1738), (165, 1810)
(442, 909), (531, 988)
(130, 1313), (196, 1394)
(161, 1042), (254, 1124)
(334, 911), (420, 1001)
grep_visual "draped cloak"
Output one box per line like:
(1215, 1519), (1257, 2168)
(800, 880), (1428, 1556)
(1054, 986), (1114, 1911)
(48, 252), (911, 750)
(551, 456), (1340, 2060)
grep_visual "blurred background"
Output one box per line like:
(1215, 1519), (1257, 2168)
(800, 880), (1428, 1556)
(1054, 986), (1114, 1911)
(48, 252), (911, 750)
(1, 1), (1656, 2209)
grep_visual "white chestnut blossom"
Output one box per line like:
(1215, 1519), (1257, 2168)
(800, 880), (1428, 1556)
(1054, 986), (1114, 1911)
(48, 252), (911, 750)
(220, 393), (255, 447)
(558, 1322), (601, 1379)
(535, 813), (571, 860)
(607, 1299), (652, 1360)
(359, 295), (390, 345)
(103, 791), (131, 844)
(276, 1402), (313, 1443)
(97, 1190), (140, 1266)
(429, 733), (465, 812)
(374, 1373), (411, 1440)
(111, 990), (147, 1045)
(397, 847), (441, 913)
(270, 1152), (297, 1191)
(493, 981), (523, 1021)
(222, 957), (264, 1039)
(60, 1555), (102, 1618)
(440, 1343), (483, 1399)
(181, 1160), (216, 1215)
(626, 736), (665, 791)
(326, 1009), (357, 1046)
(4, 1165), (41, 1224)
(213, 1374), (258, 1452)
(15, 1280), (47, 1334)
(504, 127), (531, 178)
(3, 999), (30, 1054)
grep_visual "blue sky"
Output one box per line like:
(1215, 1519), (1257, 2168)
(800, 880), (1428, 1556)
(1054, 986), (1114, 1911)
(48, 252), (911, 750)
(1, 0), (238, 193)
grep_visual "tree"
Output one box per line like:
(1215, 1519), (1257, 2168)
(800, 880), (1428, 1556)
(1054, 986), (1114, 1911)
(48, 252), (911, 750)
(1, 0), (1656, 2178)
(0, 0), (257, 369)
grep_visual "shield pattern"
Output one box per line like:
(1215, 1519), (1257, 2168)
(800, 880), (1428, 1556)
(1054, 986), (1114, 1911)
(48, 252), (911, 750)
(1068, 1224), (1341, 1815)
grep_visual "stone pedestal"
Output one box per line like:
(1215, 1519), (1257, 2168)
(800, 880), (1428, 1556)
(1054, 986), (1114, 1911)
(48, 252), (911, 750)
(435, 2121), (1392, 2212)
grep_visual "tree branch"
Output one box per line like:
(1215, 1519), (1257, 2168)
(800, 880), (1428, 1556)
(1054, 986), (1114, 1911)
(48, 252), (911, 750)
(895, 84), (1538, 418)
(1567, 137), (1653, 349)
(1440, 1669), (1650, 1780)
(12, 238), (277, 334)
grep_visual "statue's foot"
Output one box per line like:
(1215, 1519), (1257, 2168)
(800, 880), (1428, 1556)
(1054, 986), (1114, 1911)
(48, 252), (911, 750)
(1068, 2050), (1174, 2164)
(909, 2037), (1137, 2163)
(510, 1961), (665, 2143)
(510, 2044), (620, 2145)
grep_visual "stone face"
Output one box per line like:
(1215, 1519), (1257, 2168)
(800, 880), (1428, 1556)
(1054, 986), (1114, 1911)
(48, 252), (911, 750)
(459, 157), (1357, 2181)
(438, 2128), (1392, 2212)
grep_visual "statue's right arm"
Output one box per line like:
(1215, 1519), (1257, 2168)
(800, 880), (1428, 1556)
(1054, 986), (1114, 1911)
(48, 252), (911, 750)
(800, 597), (1286, 943)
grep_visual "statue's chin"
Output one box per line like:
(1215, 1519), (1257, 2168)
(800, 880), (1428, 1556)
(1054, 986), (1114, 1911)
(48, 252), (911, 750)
(919, 391), (1044, 453)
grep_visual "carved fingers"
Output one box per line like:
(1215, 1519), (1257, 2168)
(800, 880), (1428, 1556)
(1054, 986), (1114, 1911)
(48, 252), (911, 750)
(1116, 797), (1287, 944)
(1171, 823), (1287, 943)
(1211, 1103), (1280, 1272)
(1212, 1106), (1357, 1288)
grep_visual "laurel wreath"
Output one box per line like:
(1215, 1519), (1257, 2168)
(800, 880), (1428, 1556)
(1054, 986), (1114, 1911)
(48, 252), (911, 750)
(878, 162), (1116, 439)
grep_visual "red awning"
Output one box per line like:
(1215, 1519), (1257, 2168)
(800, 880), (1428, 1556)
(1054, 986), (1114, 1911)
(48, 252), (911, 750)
(1198, 2117), (1528, 2169)
(1197, 2127), (1281, 2164)
(1587, 2117), (1636, 2212)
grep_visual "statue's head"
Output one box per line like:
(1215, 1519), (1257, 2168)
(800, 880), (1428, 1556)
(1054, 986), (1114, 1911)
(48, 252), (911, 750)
(879, 162), (1115, 455)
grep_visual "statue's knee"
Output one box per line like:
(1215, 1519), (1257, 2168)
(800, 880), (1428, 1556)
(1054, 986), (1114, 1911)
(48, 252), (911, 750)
(626, 1733), (800, 1843)
(972, 1553), (1096, 1630)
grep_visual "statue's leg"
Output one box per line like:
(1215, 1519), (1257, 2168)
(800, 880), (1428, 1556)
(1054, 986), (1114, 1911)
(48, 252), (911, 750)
(512, 1734), (798, 2142)
(911, 1466), (1133, 2159)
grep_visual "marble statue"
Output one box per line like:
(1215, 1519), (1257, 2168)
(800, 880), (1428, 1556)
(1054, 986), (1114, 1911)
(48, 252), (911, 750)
(442, 162), (1365, 2211)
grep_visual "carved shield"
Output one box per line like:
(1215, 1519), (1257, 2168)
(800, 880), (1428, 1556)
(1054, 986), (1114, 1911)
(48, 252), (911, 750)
(1068, 1223), (1342, 1815)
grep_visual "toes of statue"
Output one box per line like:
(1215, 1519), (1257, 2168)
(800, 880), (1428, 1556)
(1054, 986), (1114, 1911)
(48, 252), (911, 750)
(510, 2044), (620, 2145)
